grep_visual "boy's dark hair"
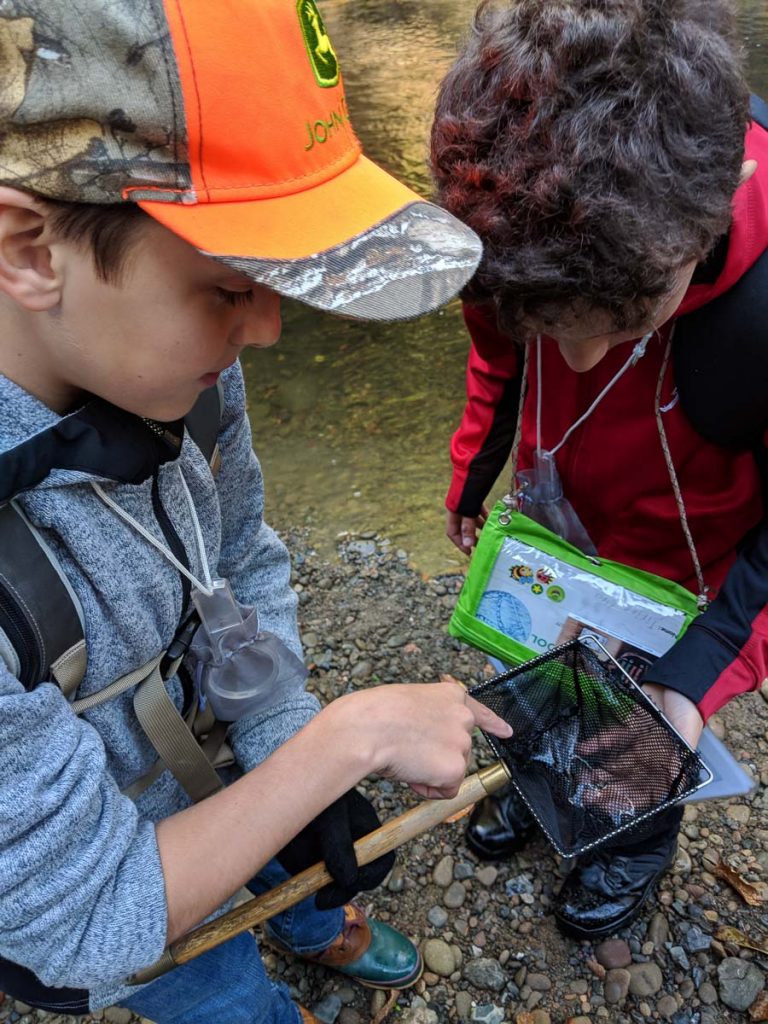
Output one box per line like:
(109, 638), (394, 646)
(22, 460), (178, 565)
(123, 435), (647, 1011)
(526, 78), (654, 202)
(431, 0), (750, 339)
(44, 200), (147, 285)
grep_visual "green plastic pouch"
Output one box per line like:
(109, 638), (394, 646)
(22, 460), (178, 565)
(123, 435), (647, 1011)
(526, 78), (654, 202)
(449, 505), (699, 671)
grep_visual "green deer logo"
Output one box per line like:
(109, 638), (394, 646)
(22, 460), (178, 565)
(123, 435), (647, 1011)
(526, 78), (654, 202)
(297, 0), (339, 88)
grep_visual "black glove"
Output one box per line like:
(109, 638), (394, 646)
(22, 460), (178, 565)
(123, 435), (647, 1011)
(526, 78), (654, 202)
(277, 788), (395, 909)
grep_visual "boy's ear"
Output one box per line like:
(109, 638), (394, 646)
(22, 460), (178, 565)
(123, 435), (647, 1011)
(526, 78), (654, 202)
(0, 187), (61, 312)
(739, 160), (758, 187)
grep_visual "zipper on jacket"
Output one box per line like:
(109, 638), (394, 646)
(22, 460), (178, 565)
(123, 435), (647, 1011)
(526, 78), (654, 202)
(0, 578), (41, 687)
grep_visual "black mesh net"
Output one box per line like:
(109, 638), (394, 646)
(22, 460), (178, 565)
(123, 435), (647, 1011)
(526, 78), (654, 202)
(469, 639), (710, 857)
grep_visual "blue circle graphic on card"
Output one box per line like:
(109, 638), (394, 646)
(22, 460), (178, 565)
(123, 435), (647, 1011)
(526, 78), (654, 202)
(477, 590), (532, 641)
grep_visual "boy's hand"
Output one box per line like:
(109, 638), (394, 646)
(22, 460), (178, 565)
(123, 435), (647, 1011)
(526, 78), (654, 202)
(446, 507), (488, 555)
(347, 681), (512, 801)
(641, 682), (704, 749)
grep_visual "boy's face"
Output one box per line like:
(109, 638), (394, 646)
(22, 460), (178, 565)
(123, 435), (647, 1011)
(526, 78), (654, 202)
(530, 260), (698, 373)
(0, 211), (281, 420)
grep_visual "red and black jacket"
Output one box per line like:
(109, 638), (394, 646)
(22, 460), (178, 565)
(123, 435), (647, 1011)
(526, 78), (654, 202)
(447, 112), (768, 721)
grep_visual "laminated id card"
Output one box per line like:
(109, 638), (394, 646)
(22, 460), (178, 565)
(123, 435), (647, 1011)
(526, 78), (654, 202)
(450, 506), (700, 670)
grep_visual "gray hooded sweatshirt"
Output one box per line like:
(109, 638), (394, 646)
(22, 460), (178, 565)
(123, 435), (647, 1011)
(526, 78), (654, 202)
(0, 363), (320, 1009)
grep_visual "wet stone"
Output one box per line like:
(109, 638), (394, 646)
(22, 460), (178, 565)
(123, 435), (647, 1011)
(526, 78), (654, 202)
(422, 938), (456, 978)
(454, 991), (473, 1020)
(604, 968), (631, 1004)
(656, 994), (679, 1019)
(646, 912), (669, 948)
(684, 925), (711, 954)
(444, 881), (467, 909)
(427, 906), (449, 929)
(311, 994), (343, 1023)
(717, 957), (765, 1011)
(595, 939), (632, 969)
(627, 962), (664, 997)
(464, 958), (506, 992)
(433, 856), (455, 888)
(697, 982), (718, 1005)
(527, 973), (551, 992)
(670, 945), (691, 971)
(470, 1006), (504, 1024)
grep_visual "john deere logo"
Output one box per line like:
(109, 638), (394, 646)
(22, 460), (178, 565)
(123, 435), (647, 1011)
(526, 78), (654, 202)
(298, 0), (339, 88)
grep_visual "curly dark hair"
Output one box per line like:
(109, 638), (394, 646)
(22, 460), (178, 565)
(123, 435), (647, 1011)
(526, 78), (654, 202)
(430, 0), (750, 339)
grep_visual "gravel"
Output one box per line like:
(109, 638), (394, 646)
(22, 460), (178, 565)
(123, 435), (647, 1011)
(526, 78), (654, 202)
(2, 531), (768, 1023)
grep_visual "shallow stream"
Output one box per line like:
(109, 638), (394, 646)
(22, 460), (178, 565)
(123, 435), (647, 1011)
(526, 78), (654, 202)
(243, 0), (768, 576)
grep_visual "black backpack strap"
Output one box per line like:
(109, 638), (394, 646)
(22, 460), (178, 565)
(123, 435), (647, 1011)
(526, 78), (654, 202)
(0, 502), (86, 693)
(184, 380), (224, 472)
(0, 957), (89, 1016)
(0, 383), (223, 692)
(674, 247), (768, 450)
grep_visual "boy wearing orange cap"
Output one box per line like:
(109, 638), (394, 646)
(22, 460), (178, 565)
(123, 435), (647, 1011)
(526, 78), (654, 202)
(0, 2), (511, 1022)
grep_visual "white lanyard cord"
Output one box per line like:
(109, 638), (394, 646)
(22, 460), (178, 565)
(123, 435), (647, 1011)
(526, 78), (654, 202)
(510, 332), (651, 476)
(506, 328), (709, 608)
(544, 332), (652, 457)
(92, 467), (215, 598)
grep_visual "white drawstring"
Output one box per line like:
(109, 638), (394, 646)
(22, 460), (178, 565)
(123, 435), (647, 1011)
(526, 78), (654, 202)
(546, 332), (653, 457)
(92, 466), (215, 597)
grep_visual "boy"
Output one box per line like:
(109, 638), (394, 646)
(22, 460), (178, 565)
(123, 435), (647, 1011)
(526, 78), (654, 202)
(0, 2), (513, 1022)
(431, 0), (768, 938)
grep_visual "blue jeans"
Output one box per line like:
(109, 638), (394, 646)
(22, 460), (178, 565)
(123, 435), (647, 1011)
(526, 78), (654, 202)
(120, 859), (344, 1024)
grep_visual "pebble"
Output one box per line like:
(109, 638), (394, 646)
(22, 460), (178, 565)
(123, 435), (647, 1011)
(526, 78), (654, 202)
(717, 957), (765, 1011)
(463, 958), (506, 992)
(594, 939), (632, 969)
(422, 938), (456, 977)
(433, 856), (454, 888)
(685, 925), (712, 953)
(475, 866), (498, 888)
(604, 968), (631, 1004)
(338, 1011), (362, 1024)
(646, 912), (669, 948)
(427, 905), (449, 929)
(103, 1010), (133, 1024)
(471, 1006), (504, 1024)
(627, 962), (663, 997)
(656, 994), (679, 1019)
(399, 1009), (438, 1024)
(698, 981), (718, 1005)
(311, 994), (343, 1023)
(526, 973), (552, 992)
(444, 881), (467, 909)
(454, 991), (473, 1020)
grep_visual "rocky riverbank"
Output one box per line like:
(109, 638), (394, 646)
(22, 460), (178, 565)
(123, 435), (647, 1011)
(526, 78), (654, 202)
(3, 531), (767, 1024)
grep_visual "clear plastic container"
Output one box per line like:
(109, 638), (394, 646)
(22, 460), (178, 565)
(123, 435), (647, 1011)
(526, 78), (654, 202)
(191, 579), (307, 722)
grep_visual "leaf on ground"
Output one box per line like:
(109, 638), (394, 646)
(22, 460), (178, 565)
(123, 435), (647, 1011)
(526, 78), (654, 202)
(713, 860), (768, 906)
(749, 991), (768, 1022)
(371, 988), (398, 1024)
(715, 925), (768, 956)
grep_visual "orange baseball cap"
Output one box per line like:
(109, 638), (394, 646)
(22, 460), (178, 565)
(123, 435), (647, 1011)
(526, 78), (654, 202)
(0, 0), (481, 320)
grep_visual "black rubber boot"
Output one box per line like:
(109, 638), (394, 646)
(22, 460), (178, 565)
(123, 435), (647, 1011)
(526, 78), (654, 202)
(465, 782), (537, 860)
(553, 807), (683, 940)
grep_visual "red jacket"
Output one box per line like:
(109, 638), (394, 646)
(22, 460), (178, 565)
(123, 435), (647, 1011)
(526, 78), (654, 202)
(448, 121), (768, 720)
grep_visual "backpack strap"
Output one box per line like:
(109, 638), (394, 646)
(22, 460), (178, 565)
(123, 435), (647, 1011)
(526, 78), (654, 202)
(0, 502), (86, 694)
(0, 384), (223, 692)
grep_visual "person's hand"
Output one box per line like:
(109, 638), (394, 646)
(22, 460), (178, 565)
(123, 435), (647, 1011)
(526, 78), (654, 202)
(277, 788), (394, 909)
(641, 682), (704, 749)
(446, 506), (488, 555)
(345, 681), (513, 801)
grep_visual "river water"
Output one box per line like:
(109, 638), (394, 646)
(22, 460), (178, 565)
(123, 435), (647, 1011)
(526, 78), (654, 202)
(243, 1), (768, 576)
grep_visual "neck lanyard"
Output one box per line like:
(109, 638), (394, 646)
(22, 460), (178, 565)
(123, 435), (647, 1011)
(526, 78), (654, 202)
(506, 329), (709, 609)
(92, 467), (216, 598)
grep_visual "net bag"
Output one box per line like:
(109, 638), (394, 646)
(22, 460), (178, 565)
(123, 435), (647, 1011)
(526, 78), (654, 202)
(469, 638), (711, 857)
